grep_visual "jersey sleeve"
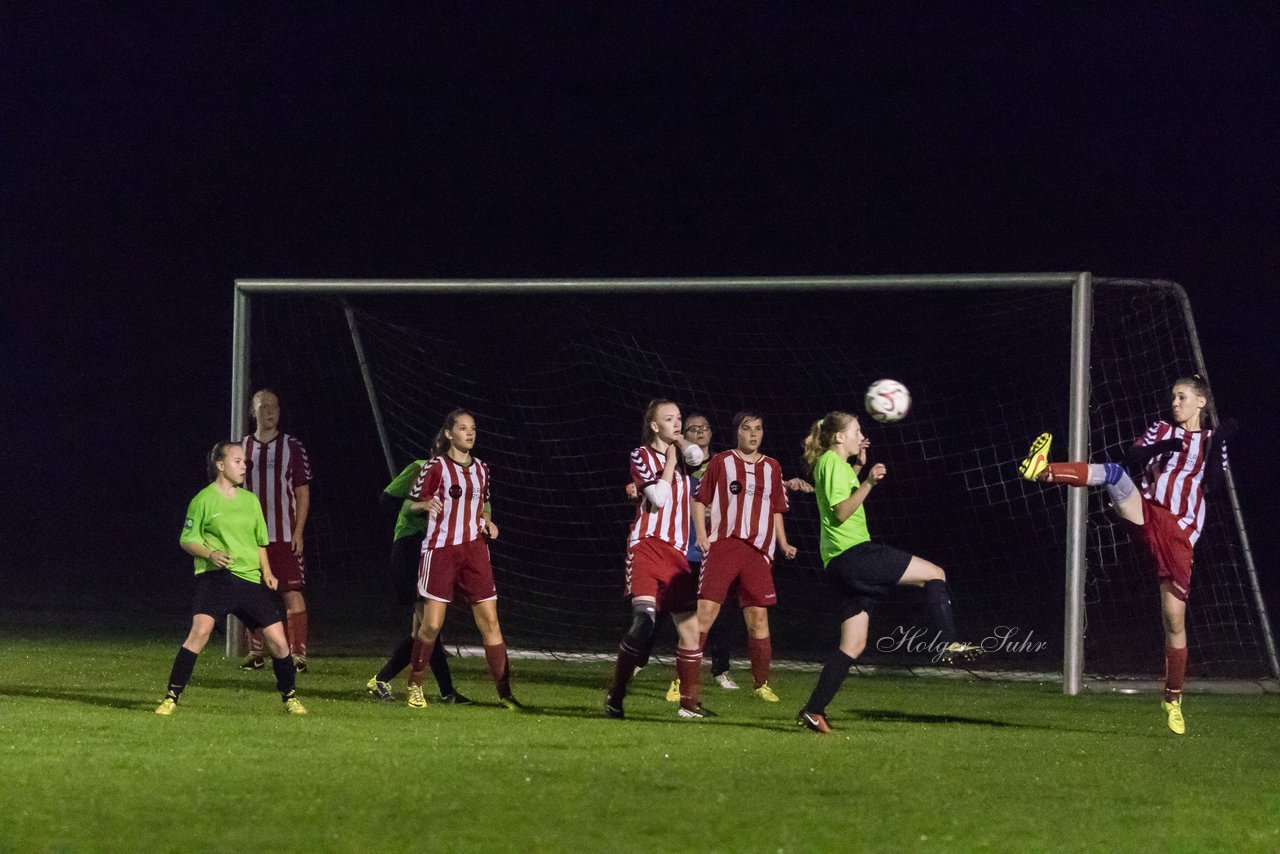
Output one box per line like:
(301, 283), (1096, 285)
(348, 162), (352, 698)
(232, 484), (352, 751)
(1133, 421), (1170, 448)
(180, 493), (206, 546)
(290, 437), (313, 487)
(481, 460), (491, 505)
(695, 454), (722, 505)
(410, 458), (443, 501)
(816, 454), (852, 508)
(630, 447), (658, 488)
(770, 462), (790, 513)
(253, 498), (269, 548)
(385, 461), (424, 498)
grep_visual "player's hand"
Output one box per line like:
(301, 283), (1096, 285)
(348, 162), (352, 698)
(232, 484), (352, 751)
(696, 534), (710, 555)
(291, 532), (304, 557)
(856, 437), (871, 466)
(866, 463), (887, 483)
(784, 477), (814, 494)
(484, 520), (499, 540)
(665, 443), (679, 465)
(209, 550), (233, 569)
(262, 571), (279, 591)
(780, 543), (797, 560)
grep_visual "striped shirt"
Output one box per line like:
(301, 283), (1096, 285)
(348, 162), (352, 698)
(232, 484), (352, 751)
(241, 432), (311, 544)
(628, 445), (692, 554)
(1134, 420), (1225, 546)
(697, 450), (789, 558)
(411, 456), (491, 549)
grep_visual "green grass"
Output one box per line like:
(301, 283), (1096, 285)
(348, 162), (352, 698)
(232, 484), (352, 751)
(1, 618), (1278, 853)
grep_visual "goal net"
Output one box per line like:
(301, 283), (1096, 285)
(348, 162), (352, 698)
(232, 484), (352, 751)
(233, 277), (1277, 684)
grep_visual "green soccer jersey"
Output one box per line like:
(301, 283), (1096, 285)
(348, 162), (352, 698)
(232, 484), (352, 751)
(181, 483), (269, 583)
(813, 449), (871, 566)
(386, 460), (427, 541)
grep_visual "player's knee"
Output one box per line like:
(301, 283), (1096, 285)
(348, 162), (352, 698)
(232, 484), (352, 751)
(624, 602), (657, 647)
(840, 637), (866, 658)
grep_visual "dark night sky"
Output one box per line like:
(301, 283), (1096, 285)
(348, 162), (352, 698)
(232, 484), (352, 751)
(2, 6), (1277, 611)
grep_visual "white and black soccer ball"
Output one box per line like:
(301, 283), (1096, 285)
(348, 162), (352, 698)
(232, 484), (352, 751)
(864, 379), (911, 424)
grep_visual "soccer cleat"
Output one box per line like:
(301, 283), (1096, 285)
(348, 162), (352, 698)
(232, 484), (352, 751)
(499, 695), (528, 712)
(938, 642), (985, 665)
(366, 677), (394, 702)
(1018, 432), (1053, 481)
(407, 684), (428, 709)
(796, 708), (833, 734)
(714, 672), (740, 690)
(604, 695), (625, 719)
(239, 656), (265, 671)
(283, 695), (308, 715)
(293, 656), (308, 673)
(155, 697), (177, 716)
(1162, 698), (1186, 735)
(752, 683), (780, 702)
(438, 690), (473, 705)
(677, 704), (716, 719)
(665, 679), (681, 702)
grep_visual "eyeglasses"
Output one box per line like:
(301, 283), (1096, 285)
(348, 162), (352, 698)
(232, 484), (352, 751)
(684, 425), (710, 433)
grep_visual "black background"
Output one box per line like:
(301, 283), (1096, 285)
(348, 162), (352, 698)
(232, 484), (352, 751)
(3, 6), (1276, 622)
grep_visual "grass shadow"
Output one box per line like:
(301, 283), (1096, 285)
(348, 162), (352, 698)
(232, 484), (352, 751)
(0, 684), (155, 712)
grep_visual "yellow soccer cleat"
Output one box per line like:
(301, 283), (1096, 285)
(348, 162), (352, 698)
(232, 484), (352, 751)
(665, 679), (681, 702)
(407, 684), (428, 709)
(1162, 698), (1186, 735)
(938, 642), (985, 665)
(752, 683), (780, 703)
(155, 697), (177, 716)
(283, 695), (308, 715)
(1018, 432), (1053, 481)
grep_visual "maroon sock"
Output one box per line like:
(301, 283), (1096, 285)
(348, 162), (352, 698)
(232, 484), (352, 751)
(1164, 646), (1188, 702)
(747, 636), (772, 689)
(609, 641), (642, 700)
(484, 643), (512, 699)
(286, 610), (308, 659)
(408, 638), (433, 687)
(247, 628), (263, 660)
(676, 647), (702, 710)
(1045, 463), (1089, 485)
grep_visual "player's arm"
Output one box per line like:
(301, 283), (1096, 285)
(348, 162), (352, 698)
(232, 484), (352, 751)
(482, 501), (498, 540)
(783, 477), (813, 493)
(641, 445), (680, 507)
(408, 461), (444, 515)
(831, 464), (886, 522)
(774, 513), (797, 559)
(692, 499), (710, 554)
(259, 546), (278, 590)
(849, 437), (871, 476)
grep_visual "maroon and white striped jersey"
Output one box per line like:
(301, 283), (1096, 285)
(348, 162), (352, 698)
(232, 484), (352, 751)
(411, 456), (491, 550)
(628, 445), (692, 554)
(697, 450), (789, 558)
(241, 433), (311, 544)
(1133, 421), (1225, 546)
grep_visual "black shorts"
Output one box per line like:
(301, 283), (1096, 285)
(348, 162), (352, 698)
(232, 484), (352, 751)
(191, 571), (285, 631)
(820, 541), (912, 620)
(391, 534), (424, 606)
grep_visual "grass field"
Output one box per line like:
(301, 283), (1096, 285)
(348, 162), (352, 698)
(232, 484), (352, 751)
(2, 614), (1278, 853)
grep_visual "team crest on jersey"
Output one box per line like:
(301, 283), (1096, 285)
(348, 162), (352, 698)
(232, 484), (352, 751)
(729, 480), (743, 495)
(449, 484), (464, 499)
(183, 517), (193, 529)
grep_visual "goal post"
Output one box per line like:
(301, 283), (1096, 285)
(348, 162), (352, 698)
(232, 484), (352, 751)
(224, 275), (1278, 693)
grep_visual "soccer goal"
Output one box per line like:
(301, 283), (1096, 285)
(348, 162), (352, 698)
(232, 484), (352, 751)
(225, 275), (1278, 694)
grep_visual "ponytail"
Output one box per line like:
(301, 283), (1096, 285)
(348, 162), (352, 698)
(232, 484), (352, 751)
(802, 411), (854, 472)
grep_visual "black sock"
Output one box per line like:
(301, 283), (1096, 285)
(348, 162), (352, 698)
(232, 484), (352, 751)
(805, 650), (856, 716)
(635, 619), (658, 668)
(429, 634), (455, 696)
(924, 580), (957, 644)
(166, 646), (198, 699)
(376, 636), (415, 683)
(709, 626), (732, 676)
(272, 655), (297, 700)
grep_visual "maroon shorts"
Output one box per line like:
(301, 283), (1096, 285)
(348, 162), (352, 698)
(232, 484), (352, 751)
(699, 537), (777, 608)
(1126, 498), (1194, 601)
(626, 538), (697, 614)
(418, 539), (497, 605)
(266, 542), (305, 593)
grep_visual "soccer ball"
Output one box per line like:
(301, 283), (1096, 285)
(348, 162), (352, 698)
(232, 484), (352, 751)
(864, 379), (911, 423)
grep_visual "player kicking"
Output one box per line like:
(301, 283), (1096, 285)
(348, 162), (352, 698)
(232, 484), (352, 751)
(364, 457), (469, 704)
(239, 389), (313, 671)
(692, 411), (797, 702)
(797, 412), (981, 734)
(403, 410), (522, 710)
(1020, 375), (1233, 734)
(157, 442), (306, 715)
(605, 399), (709, 719)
